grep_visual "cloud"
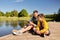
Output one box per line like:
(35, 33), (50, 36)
(15, 0), (24, 2)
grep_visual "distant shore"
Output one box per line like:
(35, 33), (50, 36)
(0, 16), (53, 22)
(0, 16), (30, 21)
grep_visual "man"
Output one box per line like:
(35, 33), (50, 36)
(12, 10), (38, 35)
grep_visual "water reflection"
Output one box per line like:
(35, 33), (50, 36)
(5, 20), (18, 28)
(5, 20), (11, 27)
(19, 20), (27, 28)
(0, 20), (27, 37)
(11, 21), (18, 28)
(0, 21), (3, 27)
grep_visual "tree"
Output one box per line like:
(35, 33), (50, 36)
(11, 10), (18, 17)
(53, 8), (60, 21)
(56, 8), (60, 21)
(5, 12), (11, 17)
(45, 14), (54, 18)
(0, 11), (4, 16)
(18, 9), (29, 17)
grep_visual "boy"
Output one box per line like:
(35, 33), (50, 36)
(33, 14), (50, 37)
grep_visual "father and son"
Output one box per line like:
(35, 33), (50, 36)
(12, 10), (50, 37)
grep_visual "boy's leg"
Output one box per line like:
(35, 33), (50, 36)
(33, 28), (40, 34)
(33, 28), (44, 37)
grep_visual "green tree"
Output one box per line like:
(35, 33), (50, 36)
(5, 12), (11, 17)
(56, 8), (60, 21)
(11, 10), (18, 17)
(18, 9), (29, 17)
(0, 11), (4, 16)
(53, 8), (60, 21)
(45, 14), (54, 19)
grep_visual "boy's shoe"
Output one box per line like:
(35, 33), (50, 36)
(40, 34), (44, 37)
(12, 30), (23, 35)
(45, 31), (50, 36)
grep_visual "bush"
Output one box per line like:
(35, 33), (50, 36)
(18, 9), (29, 17)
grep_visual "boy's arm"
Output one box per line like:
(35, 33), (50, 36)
(40, 20), (48, 33)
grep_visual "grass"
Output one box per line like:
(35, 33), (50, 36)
(0, 16), (30, 21)
(18, 17), (30, 20)
(45, 18), (53, 21)
(0, 16), (53, 21)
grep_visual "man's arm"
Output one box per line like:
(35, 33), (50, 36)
(28, 17), (37, 26)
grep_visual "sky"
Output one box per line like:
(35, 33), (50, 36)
(0, 0), (60, 14)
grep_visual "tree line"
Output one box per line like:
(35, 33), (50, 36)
(45, 8), (60, 21)
(0, 9), (29, 17)
(0, 8), (60, 21)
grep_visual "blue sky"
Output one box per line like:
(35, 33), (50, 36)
(0, 0), (60, 14)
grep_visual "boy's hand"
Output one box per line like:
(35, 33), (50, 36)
(36, 30), (41, 34)
(33, 28), (41, 34)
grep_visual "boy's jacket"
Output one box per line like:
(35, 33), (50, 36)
(36, 19), (48, 33)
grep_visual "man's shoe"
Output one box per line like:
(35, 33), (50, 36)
(12, 30), (23, 35)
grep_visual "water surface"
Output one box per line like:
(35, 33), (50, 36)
(0, 20), (27, 37)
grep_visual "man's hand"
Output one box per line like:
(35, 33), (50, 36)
(29, 21), (34, 25)
(29, 21), (36, 27)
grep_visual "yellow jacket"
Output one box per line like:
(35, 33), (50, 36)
(36, 19), (48, 33)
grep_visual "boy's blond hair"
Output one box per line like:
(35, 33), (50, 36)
(38, 14), (44, 18)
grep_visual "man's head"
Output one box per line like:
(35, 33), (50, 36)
(33, 10), (38, 18)
(37, 14), (44, 21)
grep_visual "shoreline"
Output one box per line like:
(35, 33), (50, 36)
(0, 34), (11, 38)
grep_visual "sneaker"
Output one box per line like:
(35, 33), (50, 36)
(45, 31), (50, 36)
(12, 30), (23, 35)
(12, 30), (18, 35)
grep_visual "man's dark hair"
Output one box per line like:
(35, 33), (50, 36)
(33, 10), (38, 13)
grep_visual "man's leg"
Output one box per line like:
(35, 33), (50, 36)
(19, 25), (33, 33)
(12, 25), (33, 35)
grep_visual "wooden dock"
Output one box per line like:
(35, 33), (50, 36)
(0, 22), (60, 40)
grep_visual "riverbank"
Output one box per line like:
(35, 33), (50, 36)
(0, 22), (60, 40)
(0, 16), (53, 22)
(0, 17), (30, 21)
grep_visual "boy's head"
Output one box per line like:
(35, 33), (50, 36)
(37, 14), (44, 21)
(33, 10), (38, 18)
